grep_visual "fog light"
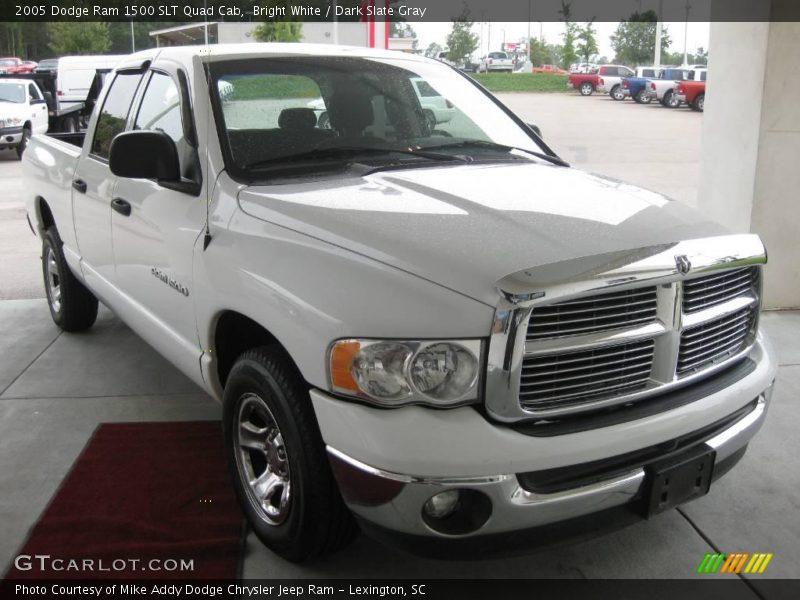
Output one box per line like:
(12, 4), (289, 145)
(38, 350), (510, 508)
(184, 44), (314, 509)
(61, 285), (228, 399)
(423, 490), (460, 519)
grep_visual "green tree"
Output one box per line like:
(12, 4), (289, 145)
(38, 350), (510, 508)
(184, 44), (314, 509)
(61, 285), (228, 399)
(610, 11), (672, 66)
(576, 20), (599, 62)
(559, 1), (579, 69)
(528, 38), (549, 66)
(424, 42), (444, 59)
(253, 1), (304, 42)
(253, 21), (303, 42)
(445, 11), (479, 64)
(48, 22), (111, 55)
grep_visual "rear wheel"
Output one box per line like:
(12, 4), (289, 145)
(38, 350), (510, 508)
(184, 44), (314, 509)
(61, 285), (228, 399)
(664, 90), (680, 108)
(635, 89), (652, 104)
(579, 82), (593, 96)
(42, 226), (98, 331)
(610, 85), (625, 101)
(223, 347), (357, 562)
(693, 94), (705, 112)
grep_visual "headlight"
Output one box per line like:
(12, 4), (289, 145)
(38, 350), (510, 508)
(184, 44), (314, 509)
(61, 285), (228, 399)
(329, 339), (482, 407)
(1, 117), (22, 127)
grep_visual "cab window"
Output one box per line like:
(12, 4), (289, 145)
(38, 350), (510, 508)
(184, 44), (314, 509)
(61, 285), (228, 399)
(91, 73), (143, 160)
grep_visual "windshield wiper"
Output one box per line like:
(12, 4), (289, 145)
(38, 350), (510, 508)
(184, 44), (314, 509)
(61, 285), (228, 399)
(422, 140), (569, 167)
(244, 146), (469, 171)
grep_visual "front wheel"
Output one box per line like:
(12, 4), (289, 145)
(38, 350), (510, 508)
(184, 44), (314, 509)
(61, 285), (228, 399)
(610, 85), (625, 101)
(579, 82), (594, 96)
(222, 347), (357, 562)
(15, 127), (30, 160)
(42, 226), (98, 331)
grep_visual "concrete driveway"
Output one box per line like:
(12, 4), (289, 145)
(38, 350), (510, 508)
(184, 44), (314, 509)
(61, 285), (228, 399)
(1, 92), (796, 585)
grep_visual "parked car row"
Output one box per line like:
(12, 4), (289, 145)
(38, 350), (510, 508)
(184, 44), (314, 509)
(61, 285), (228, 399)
(568, 65), (708, 112)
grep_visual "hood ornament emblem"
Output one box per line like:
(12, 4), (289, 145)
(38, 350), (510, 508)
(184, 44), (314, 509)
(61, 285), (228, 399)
(675, 255), (692, 275)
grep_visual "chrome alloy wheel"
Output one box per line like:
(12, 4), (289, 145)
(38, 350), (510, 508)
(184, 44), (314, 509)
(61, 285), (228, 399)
(234, 393), (292, 525)
(45, 245), (62, 313)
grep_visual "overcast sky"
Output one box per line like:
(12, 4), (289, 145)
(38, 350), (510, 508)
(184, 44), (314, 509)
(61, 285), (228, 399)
(412, 21), (710, 60)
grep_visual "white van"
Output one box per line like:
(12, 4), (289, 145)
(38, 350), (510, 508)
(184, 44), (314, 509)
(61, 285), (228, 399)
(54, 55), (126, 110)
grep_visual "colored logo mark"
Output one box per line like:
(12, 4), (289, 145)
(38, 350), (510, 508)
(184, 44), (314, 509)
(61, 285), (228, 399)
(697, 552), (773, 574)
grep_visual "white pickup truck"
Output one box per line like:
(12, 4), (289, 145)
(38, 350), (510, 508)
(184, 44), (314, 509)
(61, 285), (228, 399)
(23, 44), (776, 561)
(594, 64), (636, 100)
(477, 51), (514, 73)
(0, 78), (49, 158)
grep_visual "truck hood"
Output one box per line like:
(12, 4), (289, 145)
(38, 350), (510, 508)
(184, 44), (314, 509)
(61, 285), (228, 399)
(238, 162), (728, 306)
(0, 103), (28, 120)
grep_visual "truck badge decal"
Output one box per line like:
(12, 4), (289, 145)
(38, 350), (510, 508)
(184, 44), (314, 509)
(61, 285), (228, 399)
(151, 267), (190, 297)
(675, 255), (692, 275)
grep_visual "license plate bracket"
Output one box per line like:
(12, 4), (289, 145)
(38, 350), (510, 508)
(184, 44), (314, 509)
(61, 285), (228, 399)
(643, 444), (716, 517)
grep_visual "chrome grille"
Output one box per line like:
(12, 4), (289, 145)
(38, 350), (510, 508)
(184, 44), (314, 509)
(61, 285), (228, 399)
(519, 340), (655, 412)
(527, 287), (658, 340)
(677, 307), (755, 376)
(682, 267), (759, 313)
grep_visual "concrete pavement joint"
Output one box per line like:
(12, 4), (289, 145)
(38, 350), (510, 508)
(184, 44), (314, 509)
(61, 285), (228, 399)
(0, 330), (62, 398)
(676, 508), (766, 599)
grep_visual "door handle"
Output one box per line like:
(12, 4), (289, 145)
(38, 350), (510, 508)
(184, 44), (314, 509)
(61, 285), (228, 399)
(111, 197), (131, 217)
(72, 179), (87, 193)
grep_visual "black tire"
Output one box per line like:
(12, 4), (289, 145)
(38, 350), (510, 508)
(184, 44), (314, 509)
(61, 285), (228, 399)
(579, 82), (593, 96)
(635, 89), (652, 104)
(42, 226), (98, 332)
(693, 94), (705, 112)
(610, 85), (625, 101)
(222, 347), (357, 562)
(16, 126), (30, 160)
(317, 111), (330, 129)
(664, 90), (680, 108)
(61, 116), (77, 133)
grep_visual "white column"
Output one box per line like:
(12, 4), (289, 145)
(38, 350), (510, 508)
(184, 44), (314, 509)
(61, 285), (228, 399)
(695, 21), (800, 308)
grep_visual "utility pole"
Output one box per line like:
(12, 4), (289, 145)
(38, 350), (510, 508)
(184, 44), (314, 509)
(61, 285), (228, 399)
(654, 0), (664, 67)
(683, 2), (691, 66)
(130, 21), (135, 53)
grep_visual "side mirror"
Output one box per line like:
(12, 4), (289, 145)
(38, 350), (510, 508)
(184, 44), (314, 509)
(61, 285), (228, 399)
(528, 123), (543, 138)
(43, 91), (53, 104)
(109, 130), (180, 181)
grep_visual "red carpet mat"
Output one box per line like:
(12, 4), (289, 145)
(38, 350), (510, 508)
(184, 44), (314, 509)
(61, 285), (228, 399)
(4, 422), (243, 580)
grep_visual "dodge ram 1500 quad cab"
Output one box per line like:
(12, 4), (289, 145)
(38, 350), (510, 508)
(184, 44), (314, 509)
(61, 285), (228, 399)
(23, 44), (776, 561)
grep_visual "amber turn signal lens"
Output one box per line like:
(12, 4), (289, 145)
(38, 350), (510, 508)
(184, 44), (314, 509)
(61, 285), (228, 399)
(330, 340), (361, 392)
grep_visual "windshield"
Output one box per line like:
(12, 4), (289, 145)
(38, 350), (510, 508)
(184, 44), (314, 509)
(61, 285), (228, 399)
(210, 56), (551, 179)
(0, 83), (25, 103)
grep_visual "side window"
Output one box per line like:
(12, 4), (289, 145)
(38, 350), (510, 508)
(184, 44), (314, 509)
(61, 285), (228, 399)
(134, 73), (184, 146)
(91, 73), (143, 160)
(603, 67), (617, 76)
(28, 84), (41, 101)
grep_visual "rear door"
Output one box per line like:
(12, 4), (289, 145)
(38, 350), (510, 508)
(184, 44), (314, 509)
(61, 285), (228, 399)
(110, 65), (205, 352)
(72, 70), (144, 283)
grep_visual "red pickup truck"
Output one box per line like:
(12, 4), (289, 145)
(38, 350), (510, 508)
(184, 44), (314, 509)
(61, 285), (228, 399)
(567, 65), (634, 96)
(675, 80), (706, 111)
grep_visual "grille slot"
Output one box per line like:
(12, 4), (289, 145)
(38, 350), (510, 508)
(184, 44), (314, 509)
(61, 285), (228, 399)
(677, 307), (755, 376)
(682, 267), (759, 313)
(519, 340), (655, 412)
(527, 287), (658, 341)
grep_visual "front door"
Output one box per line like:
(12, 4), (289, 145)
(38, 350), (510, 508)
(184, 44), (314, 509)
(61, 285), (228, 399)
(110, 67), (205, 356)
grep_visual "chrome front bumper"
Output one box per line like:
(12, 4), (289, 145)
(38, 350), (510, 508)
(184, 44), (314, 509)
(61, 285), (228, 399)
(0, 126), (23, 146)
(328, 383), (773, 543)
